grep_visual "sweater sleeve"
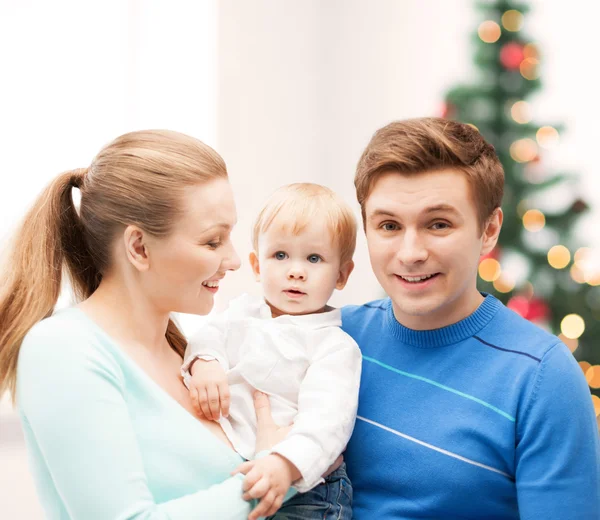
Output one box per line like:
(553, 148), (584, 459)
(515, 341), (600, 520)
(271, 335), (362, 492)
(17, 323), (253, 520)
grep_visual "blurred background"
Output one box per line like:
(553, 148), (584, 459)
(1, 0), (599, 516)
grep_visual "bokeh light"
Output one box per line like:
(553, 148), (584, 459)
(493, 273), (516, 293)
(501, 10), (524, 32)
(522, 209), (545, 232)
(547, 245), (570, 269)
(536, 126), (559, 149)
(511, 100), (531, 124)
(592, 395), (600, 417)
(561, 314), (585, 339)
(479, 258), (502, 282)
(585, 365), (600, 389)
(570, 264), (586, 284)
(523, 43), (539, 59)
(558, 333), (578, 353)
(520, 58), (540, 80)
(510, 138), (538, 162)
(478, 21), (501, 43)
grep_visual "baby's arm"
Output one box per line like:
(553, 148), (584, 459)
(182, 314), (231, 420)
(271, 334), (362, 492)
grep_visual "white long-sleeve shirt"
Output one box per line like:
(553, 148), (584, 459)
(182, 294), (362, 492)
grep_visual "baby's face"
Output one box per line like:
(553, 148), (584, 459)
(252, 222), (344, 316)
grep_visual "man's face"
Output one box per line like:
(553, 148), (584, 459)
(364, 169), (501, 330)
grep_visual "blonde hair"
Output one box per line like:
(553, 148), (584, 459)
(0, 130), (228, 401)
(251, 183), (357, 266)
(355, 117), (504, 229)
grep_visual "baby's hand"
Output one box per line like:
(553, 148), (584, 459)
(188, 359), (230, 421)
(232, 454), (299, 520)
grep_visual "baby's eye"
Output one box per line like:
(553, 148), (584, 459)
(307, 254), (322, 264)
(275, 251), (288, 260)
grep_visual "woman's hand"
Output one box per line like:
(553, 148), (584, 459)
(252, 391), (292, 453)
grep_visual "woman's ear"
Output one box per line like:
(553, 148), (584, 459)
(249, 251), (261, 281)
(336, 261), (355, 290)
(123, 225), (150, 272)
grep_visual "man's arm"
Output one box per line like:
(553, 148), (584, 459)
(515, 341), (600, 520)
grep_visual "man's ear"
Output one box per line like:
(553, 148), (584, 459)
(480, 208), (503, 257)
(249, 251), (261, 282)
(123, 225), (150, 272)
(336, 260), (355, 290)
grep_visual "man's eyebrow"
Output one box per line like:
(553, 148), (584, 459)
(368, 209), (397, 219)
(424, 204), (461, 215)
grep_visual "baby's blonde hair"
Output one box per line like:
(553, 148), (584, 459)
(252, 183), (357, 266)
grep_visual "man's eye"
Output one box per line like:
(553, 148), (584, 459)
(307, 254), (322, 264)
(275, 251), (288, 260)
(431, 222), (450, 230)
(381, 222), (399, 231)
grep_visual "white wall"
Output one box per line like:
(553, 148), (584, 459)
(0, 1), (218, 516)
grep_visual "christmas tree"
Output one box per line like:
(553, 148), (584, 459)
(442, 0), (600, 411)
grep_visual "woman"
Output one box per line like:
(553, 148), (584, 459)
(0, 130), (287, 519)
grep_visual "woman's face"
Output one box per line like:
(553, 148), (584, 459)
(144, 178), (240, 315)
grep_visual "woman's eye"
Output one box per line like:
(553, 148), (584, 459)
(275, 251), (288, 260)
(206, 241), (221, 249)
(382, 222), (399, 231)
(307, 254), (322, 264)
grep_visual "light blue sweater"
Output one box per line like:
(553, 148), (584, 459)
(17, 307), (256, 519)
(342, 295), (600, 519)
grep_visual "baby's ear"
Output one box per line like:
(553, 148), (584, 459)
(336, 260), (355, 290)
(249, 251), (261, 281)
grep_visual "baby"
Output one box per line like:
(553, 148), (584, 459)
(182, 183), (361, 519)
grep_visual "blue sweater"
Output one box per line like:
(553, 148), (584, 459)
(342, 295), (600, 519)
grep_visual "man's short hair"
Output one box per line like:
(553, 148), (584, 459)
(355, 117), (504, 230)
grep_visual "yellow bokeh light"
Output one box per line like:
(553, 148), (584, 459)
(558, 333), (578, 353)
(493, 273), (516, 293)
(520, 58), (540, 80)
(570, 264), (586, 284)
(479, 258), (502, 282)
(547, 245), (571, 269)
(523, 43), (539, 60)
(511, 101), (531, 124)
(574, 247), (592, 265)
(585, 365), (600, 389)
(478, 21), (501, 43)
(510, 138), (538, 162)
(522, 209), (545, 232)
(592, 395), (600, 416)
(579, 361), (592, 374)
(561, 314), (585, 339)
(586, 271), (600, 286)
(536, 126), (559, 149)
(501, 10), (524, 31)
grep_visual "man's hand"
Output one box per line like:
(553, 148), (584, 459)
(188, 359), (230, 421)
(232, 454), (299, 520)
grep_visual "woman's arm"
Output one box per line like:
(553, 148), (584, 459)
(17, 321), (252, 520)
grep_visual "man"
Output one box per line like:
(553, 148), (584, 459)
(342, 118), (600, 519)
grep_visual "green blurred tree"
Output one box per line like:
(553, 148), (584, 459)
(442, 0), (600, 405)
